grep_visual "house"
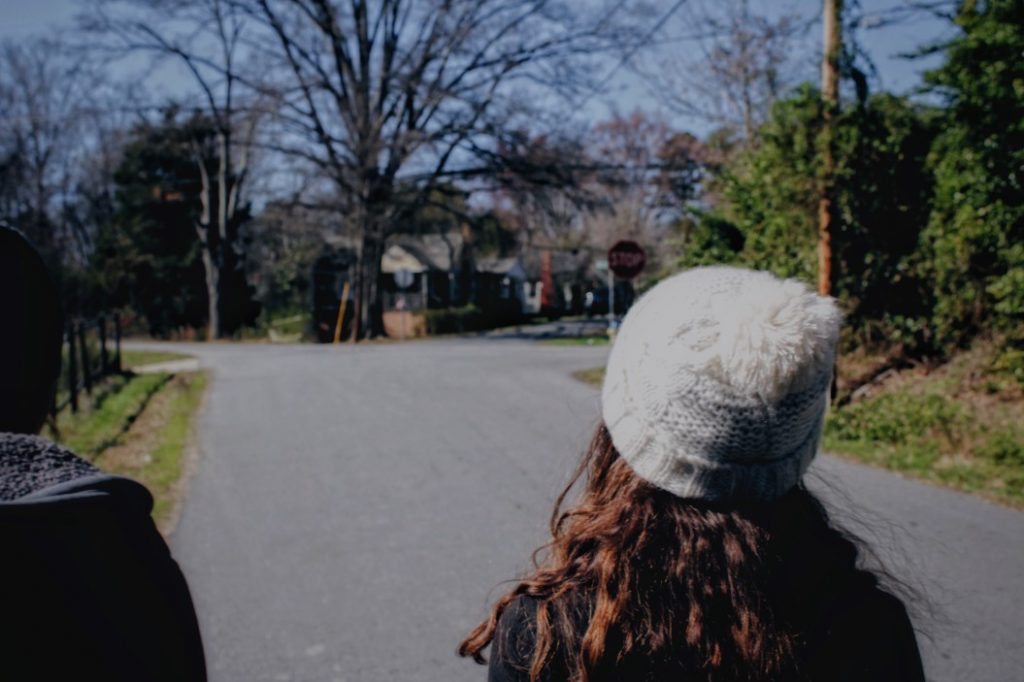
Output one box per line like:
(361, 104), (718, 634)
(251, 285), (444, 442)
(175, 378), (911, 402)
(314, 231), (601, 338)
(380, 233), (532, 324)
(380, 233), (470, 310)
(379, 237), (603, 318)
(475, 256), (529, 316)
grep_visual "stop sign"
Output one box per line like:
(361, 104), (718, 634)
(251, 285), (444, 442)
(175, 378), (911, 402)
(608, 240), (646, 279)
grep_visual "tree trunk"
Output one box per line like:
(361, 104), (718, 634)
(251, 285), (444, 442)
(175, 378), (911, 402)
(216, 130), (243, 336)
(194, 133), (226, 341)
(348, 176), (389, 341)
(217, 132), (230, 335)
(202, 244), (221, 341)
(818, 0), (841, 297)
(356, 231), (384, 339)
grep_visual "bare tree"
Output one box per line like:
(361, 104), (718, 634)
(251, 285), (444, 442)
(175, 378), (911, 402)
(485, 130), (594, 253)
(84, 0), (266, 338)
(0, 40), (100, 265)
(482, 112), (709, 288)
(238, 0), (634, 338)
(585, 112), (674, 251)
(640, 0), (813, 145)
(582, 111), (709, 277)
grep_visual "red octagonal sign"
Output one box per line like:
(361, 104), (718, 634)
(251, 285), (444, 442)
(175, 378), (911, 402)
(608, 240), (646, 279)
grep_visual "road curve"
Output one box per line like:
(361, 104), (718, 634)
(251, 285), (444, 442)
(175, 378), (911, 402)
(129, 339), (1023, 682)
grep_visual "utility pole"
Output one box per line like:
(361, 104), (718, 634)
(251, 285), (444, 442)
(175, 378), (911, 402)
(818, 0), (842, 296)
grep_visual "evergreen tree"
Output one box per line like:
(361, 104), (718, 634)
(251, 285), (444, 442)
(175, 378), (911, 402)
(921, 0), (1024, 345)
(678, 86), (936, 347)
(90, 114), (256, 336)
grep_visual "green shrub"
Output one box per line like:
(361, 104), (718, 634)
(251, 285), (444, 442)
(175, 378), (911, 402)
(992, 345), (1024, 388)
(676, 87), (935, 350)
(976, 429), (1024, 467)
(422, 305), (522, 335)
(826, 391), (962, 445)
(920, 0), (1024, 345)
(422, 305), (479, 334)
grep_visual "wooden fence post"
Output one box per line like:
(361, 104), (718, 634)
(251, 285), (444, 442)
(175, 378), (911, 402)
(79, 324), (92, 396)
(99, 315), (109, 376)
(67, 325), (79, 413)
(114, 314), (122, 373)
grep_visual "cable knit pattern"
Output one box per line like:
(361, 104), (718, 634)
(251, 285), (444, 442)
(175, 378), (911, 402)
(602, 266), (842, 502)
(0, 432), (98, 500)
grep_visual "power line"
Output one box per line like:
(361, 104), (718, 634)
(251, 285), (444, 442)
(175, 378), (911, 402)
(577, 0), (691, 109)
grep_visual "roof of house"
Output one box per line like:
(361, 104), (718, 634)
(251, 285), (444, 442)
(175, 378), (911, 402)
(476, 257), (518, 274)
(382, 233), (465, 273)
(476, 257), (527, 280)
(326, 231), (598, 282)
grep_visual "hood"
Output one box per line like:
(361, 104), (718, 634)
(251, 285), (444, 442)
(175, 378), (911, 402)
(0, 432), (100, 500)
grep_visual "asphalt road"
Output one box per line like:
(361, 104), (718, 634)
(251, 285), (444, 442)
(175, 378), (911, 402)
(138, 339), (1024, 682)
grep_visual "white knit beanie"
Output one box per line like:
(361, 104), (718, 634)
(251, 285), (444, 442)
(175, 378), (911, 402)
(601, 266), (842, 502)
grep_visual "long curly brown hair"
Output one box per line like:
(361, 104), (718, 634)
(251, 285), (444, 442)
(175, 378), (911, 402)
(459, 424), (888, 682)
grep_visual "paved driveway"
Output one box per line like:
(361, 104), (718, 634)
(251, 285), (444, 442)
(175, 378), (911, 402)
(135, 340), (1024, 682)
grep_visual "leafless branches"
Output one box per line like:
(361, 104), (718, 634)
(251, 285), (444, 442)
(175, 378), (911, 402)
(231, 0), (638, 337)
(636, 0), (815, 145)
(82, 0), (271, 337)
(0, 39), (115, 266)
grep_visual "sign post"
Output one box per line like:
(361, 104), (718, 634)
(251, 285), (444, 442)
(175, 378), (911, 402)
(332, 281), (351, 344)
(607, 267), (615, 332)
(606, 240), (647, 336)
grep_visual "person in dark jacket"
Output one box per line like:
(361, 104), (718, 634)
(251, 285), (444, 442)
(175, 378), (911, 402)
(459, 267), (925, 682)
(0, 225), (207, 681)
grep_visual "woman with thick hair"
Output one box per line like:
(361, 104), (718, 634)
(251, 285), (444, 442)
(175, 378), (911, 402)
(460, 267), (924, 682)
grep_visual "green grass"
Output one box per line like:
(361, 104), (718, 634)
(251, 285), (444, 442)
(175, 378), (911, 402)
(120, 349), (191, 369)
(269, 313), (310, 336)
(47, 369), (208, 529)
(573, 366), (606, 386)
(49, 373), (171, 459)
(824, 389), (1024, 507)
(122, 372), (207, 524)
(542, 336), (610, 347)
(825, 342), (1024, 507)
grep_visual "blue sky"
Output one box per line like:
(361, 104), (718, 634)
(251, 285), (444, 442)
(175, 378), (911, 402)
(1, 0), (951, 134)
(1, 0), (79, 37)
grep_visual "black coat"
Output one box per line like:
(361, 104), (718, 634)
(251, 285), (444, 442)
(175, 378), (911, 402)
(488, 579), (925, 682)
(0, 434), (206, 681)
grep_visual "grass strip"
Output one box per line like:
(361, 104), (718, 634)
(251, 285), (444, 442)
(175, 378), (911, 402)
(824, 389), (1024, 508)
(49, 373), (170, 459)
(47, 362), (208, 529)
(115, 372), (207, 526)
(120, 349), (192, 369)
(573, 367), (606, 386)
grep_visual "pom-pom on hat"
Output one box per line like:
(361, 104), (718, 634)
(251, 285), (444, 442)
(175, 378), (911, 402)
(601, 266), (842, 502)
